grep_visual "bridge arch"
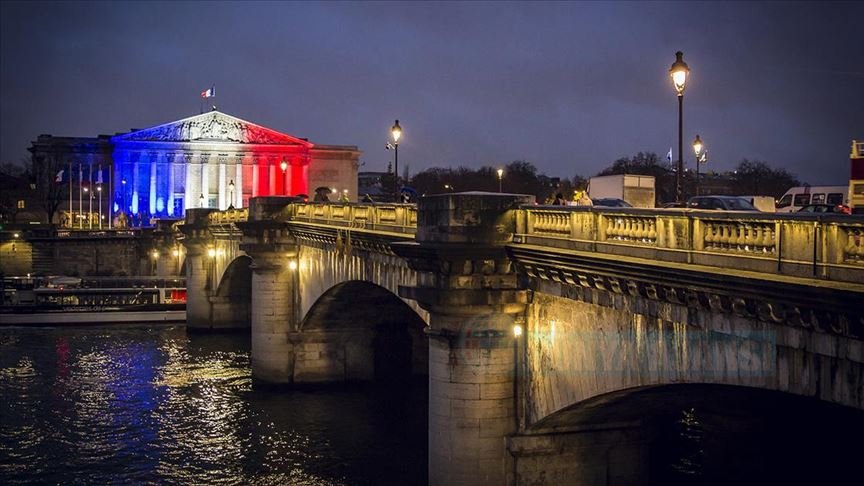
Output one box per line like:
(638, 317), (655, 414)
(511, 383), (864, 485)
(300, 280), (429, 381)
(210, 255), (252, 329)
(292, 280), (428, 383)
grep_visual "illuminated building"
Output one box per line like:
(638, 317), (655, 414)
(29, 109), (360, 226)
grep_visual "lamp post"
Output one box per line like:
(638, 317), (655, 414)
(228, 180), (235, 209)
(669, 51), (689, 203)
(97, 185), (103, 229)
(280, 159), (288, 195)
(199, 193), (205, 208)
(389, 120), (401, 201)
(692, 135), (704, 196)
(497, 168), (504, 193)
(121, 178), (127, 217)
(84, 186), (92, 229)
(444, 184), (455, 192)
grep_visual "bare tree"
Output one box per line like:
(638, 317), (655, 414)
(30, 149), (68, 224)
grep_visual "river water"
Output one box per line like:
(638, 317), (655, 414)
(0, 325), (427, 485)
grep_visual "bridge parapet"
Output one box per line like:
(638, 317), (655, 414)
(292, 202), (417, 235)
(515, 207), (864, 283)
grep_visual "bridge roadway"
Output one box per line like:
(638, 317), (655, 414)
(162, 193), (864, 486)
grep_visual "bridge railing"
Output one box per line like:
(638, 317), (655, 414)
(290, 202), (417, 235)
(207, 208), (249, 225)
(515, 206), (864, 283)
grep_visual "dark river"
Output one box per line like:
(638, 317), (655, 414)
(0, 325), (427, 485)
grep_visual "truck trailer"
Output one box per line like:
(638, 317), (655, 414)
(588, 174), (656, 208)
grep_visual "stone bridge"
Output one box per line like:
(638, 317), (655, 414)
(172, 193), (864, 485)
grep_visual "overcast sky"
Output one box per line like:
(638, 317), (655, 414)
(2, 1), (862, 184)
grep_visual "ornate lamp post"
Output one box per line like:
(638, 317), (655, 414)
(497, 168), (504, 193)
(97, 185), (103, 229)
(228, 180), (235, 209)
(280, 159), (288, 195)
(692, 135), (704, 196)
(199, 193), (205, 208)
(387, 120), (402, 201)
(669, 51), (689, 203)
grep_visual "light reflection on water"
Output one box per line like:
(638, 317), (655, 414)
(0, 326), (427, 485)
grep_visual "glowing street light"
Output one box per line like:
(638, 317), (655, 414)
(692, 134), (705, 196)
(669, 51), (690, 203)
(497, 168), (504, 193)
(386, 120), (402, 201)
(97, 185), (103, 229)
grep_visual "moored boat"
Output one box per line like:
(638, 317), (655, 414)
(1, 276), (186, 326)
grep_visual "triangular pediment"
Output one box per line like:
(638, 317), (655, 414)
(112, 110), (313, 146)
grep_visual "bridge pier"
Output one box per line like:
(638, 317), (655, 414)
(179, 208), (216, 330)
(247, 249), (300, 383)
(398, 192), (534, 486)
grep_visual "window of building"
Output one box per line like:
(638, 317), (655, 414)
(17, 200), (25, 209)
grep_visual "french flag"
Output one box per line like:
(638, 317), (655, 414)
(201, 86), (215, 98)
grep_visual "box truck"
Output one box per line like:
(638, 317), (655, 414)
(588, 174), (656, 208)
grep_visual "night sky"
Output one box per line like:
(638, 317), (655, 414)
(2, 1), (862, 184)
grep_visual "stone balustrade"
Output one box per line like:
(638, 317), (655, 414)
(291, 202), (417, 235)
(516, 207), (864, 284)
(200, 202), (864, 284)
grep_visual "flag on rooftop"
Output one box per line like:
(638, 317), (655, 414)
(201, 86), (215, 98)
(666, 147), (673, 163)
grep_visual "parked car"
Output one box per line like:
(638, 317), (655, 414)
(661, 202), (687, 208)
(592, 198), (633, 208)
(797, 204), (852, 215)
(686, 196), (758, 211)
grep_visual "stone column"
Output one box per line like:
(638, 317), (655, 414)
(235, 159), (244, 208)
(168, 155), (176, 217)
(218, 158), (226, 210)
(397, 193), (534, 486)
(149, 153), (158, 216)
(200, 154), (210, 207)
(184, 154), (194, 212)
(269, 160), (277, 196)
(180, 208), (216, 329)
(252, 157), (260, 197)
(240, 197), (302, 384)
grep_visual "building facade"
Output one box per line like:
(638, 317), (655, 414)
(29, 110), (361, 226)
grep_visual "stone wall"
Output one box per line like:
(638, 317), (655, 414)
(0, 239), (33, 276)
(524, 286), (864, 424)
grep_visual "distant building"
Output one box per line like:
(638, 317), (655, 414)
(29, 110), (361, 226)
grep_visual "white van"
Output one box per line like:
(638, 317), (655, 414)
(775, 185), (848, 213)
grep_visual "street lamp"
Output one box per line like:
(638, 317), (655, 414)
(444, 184), (455, 192)
(199, 193), (205, 208)
(84, 186), (92, 229)
(692, 135), (704, 196)
(388, 120), (402, 201)
(497, 168), (504, 193)
(669, 51), (689, 203)
(280, 159), (288, 196)
(97, 185), (103, 229)
(228, 180), (235, 209)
